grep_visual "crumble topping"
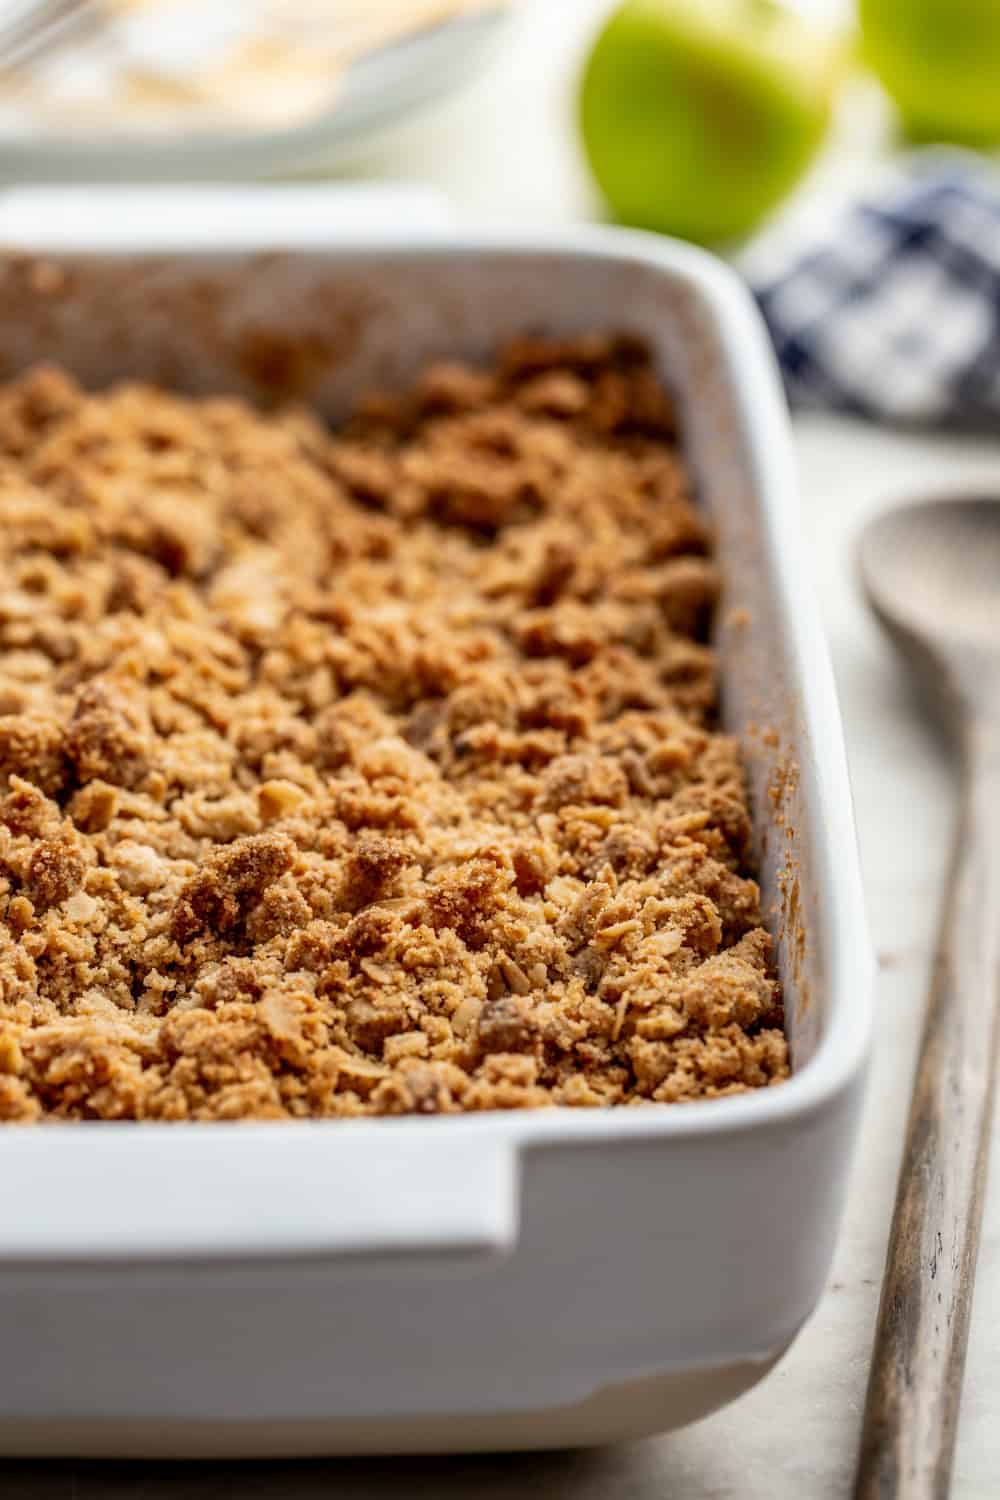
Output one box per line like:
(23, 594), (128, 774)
(0, 335), (788, 1121)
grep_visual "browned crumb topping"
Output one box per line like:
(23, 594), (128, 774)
(0, 335), (788, 1122)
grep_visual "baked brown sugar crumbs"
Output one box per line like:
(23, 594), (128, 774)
(0, 336), (788, 1122)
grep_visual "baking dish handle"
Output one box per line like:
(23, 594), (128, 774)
(0, 1126), (518, 1265)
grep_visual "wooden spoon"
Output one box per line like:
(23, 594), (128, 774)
(855, 496), (1000, 1499)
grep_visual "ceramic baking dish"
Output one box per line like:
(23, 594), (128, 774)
(0, 208), (873, 1458)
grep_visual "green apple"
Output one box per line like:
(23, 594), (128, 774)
(860, 0), (1000, 146)
(579, 0), (843, 245)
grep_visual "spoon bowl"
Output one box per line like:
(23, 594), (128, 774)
(858, 495), (1000, 725)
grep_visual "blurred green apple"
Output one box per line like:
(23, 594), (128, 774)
(860, 0), (1000, 146)
(579, 0), (843, 245)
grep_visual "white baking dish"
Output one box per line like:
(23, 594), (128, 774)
(0, 209), (872, 1457)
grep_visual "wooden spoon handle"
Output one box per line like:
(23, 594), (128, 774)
(855, 728), (1000, 1499)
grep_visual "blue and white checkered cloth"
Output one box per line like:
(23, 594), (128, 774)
(749, 158), (1000, 427)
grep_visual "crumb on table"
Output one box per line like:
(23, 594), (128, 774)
(0, 335), (788, 1121)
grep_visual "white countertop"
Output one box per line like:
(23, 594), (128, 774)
(5, 3), (1000, 1497)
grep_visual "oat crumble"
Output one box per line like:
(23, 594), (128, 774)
(0, 335), (788, 1121)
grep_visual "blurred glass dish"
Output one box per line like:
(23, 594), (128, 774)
(0, 0), (509, 177)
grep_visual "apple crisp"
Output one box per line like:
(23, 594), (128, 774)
(0, 335), (788, 1121)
